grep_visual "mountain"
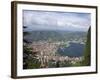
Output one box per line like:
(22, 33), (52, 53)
(23, 30), (87, 43)
(23, 25), (88, 32)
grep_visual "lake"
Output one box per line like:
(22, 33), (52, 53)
(57, 42), (85, 57)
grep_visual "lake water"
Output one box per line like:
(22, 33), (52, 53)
(57, 42), (85, 57)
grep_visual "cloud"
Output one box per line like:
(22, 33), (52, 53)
(23, 10), (91, 31)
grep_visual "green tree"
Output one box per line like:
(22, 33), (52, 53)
(23, 46), (41, 69)
(82, 27), (91, 66)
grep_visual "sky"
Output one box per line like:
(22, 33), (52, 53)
(23, 10), (91, 31)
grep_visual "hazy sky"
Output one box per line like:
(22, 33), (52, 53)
(23, 10), (91, 31)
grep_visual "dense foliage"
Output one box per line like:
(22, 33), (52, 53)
(82, 27), (91, 66)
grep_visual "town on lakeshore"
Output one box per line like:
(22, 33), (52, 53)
(23, 10), (91, 69)
(23, 40), (85, 68)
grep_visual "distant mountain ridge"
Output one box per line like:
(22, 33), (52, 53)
(23, 30), (87, 43)
(23, 25), (88, 32)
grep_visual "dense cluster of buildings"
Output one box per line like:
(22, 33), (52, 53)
(27, 41), (83, 68)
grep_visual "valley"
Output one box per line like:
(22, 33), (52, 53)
(23, 30), (87, 69)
